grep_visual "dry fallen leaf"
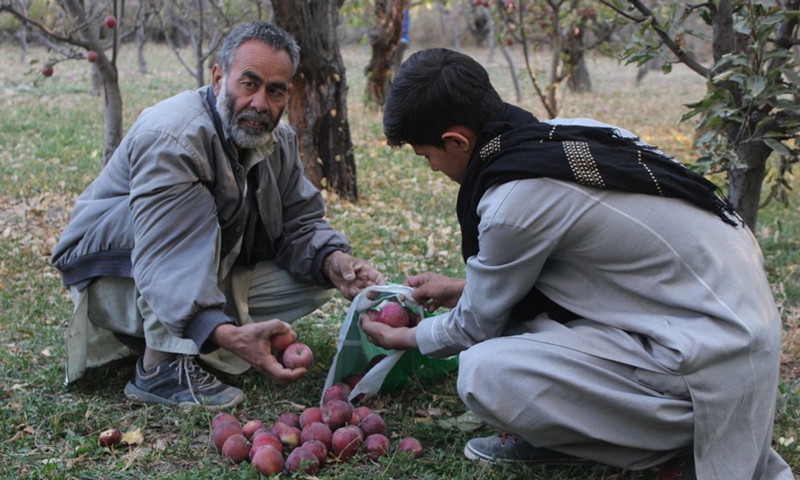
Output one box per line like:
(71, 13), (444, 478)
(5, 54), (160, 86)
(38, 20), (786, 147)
(121, 428), (144, 446)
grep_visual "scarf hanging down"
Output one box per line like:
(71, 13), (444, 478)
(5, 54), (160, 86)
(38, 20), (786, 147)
(457, 103), (741, 263)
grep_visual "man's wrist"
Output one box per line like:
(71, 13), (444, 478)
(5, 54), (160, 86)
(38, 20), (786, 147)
(210, 323), (240, 351)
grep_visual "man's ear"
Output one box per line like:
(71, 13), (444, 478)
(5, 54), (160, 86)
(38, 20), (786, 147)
(211, 64), (223, 96)
(442, 126), (476, 152)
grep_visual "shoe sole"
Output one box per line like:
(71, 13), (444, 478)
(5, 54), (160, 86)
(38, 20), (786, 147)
(124, 381), (245, 411)
(463, 443), (595, 466)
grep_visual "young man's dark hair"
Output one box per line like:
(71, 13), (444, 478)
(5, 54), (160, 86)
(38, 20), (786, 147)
(383, 48), (504, 148)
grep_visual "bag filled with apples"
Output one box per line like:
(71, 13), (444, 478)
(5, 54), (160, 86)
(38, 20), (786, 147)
(322, 284), (459, 405)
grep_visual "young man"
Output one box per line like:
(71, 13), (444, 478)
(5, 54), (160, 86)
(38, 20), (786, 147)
(361, 48), (792, 479)
(52, 22), (384, 409)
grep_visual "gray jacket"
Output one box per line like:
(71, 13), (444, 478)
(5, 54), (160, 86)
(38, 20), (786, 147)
(52, 86), (351, 350)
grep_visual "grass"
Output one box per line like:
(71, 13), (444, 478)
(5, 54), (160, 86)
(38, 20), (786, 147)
(0, 41), (797, 479)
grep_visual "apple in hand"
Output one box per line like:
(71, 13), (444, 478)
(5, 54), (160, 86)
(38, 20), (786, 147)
(281, 342), (314, 369)
(375, 302), (410, 328)
(270, 330), (297, 352)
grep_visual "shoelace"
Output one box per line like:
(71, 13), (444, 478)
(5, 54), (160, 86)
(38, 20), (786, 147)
(499, 433), (519, 446)
(171, 355), (218, 405)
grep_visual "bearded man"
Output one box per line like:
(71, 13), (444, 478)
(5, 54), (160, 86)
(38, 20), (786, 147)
(52, 22), (384, 409)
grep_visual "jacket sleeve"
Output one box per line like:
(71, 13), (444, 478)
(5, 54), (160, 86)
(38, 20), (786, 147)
(127, 124), (233, 347)
(267, 126), (352, 284)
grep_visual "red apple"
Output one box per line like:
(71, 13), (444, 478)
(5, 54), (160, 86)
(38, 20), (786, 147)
(364, 433), (391, 460)
(322, 399), (353, 430)
(221, 433), (249, 464)
(98, 428), (122, 447)
(322, 382), (351, 404)
(104, 15), (117, 29)
(250, 430), (283, 461)
(358, 413), (387, 438)
(300, 422), (332, 449)
(251, 444), (284, 476)
(375, 302), (410, 328)
(281, 342), (314, 369)
(301, 439), (328, 464)
(277, 425), (302, 449)
(354, 406), (373, 419)
(285, 446), (320, 475)
(270, 330), (297, 352)
(299, 406), (323, 429)
(41, 63), (54, 77)
(242, 419), (266, 440)
(398, 436), (424, 458)
(211, 412), (239, 429)
(331, 425), (364, 461)
(86, 50), (99, 63)
(212, 421), (243, 452)
(277, 412), (300, 429)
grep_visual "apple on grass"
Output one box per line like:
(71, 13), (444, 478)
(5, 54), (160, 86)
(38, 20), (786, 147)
(285, 446), (320, 475)
(364, 433), (390, 460)
(398, 436), (424, 458)
(299, 406), (323, 429)
(221, 433), (249, 464)
(281, 342), (313, 369)
(322, 399), (353, 430)
(251, 444), (283, 476)
(98, 428), (122, 447)
(331, 425), (364, 461)
(242, 419), (266, 440)
(300, 422), (332, 449)
(86, 50), (99, 63)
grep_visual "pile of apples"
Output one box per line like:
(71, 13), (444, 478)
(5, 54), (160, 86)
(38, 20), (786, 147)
(211, 382), (423, 476)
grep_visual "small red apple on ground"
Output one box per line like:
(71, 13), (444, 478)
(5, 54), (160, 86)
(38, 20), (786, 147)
(277, 425), (302, 449)
(221, 433), (249, 464)
(104, 15), (117, 29)
(281, 342), (314, 369)
(398, 436), (424, 458)
(300, 422), (332, 449)
(41, 63), (54, 77)
(86, 50), (99, 63)
(299, 406), (323, 429)
(212, 421), (243, 452)
(250, 430), (283, 461)
(251, 444), (284, 476)
(242, 419), (266, 440)
(277, 412), (300, 428)
(375, 302), (410, 328)
(358, 413), (387, 438)
(331, 425), (364, 461)
(364, 433), (391, 460)
(322, 382), (351, 404)
(354, 406), (372, 419)
(322, 399), (353, 430)
(301, 439), (328, 464)
(98, 428), (122, 447)
(285, 446), (320, 475)
(212, 412), (239, 429)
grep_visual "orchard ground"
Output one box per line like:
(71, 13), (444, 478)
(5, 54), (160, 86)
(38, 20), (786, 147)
(0, 43), (798, 479)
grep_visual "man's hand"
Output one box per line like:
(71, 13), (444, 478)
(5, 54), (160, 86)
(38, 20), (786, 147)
(360, 314), (419, 351)
(209, 321), (307, 385)
(324, 251), (385, 300)
(404, 272), (465, 312)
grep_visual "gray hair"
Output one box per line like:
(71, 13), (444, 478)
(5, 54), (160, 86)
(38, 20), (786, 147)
(217, 22), (301, 76)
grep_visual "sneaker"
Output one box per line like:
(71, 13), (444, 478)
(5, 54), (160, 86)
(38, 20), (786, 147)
(464, 434), (592, 465)
(124, 355), (245, 410)
(656, 454), (696, 480)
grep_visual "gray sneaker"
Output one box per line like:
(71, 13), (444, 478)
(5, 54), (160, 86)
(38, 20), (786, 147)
(124, 355), (245, 410)
(464, 434), (592, 465)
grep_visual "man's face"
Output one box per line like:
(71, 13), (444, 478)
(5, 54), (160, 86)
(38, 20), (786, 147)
(212, 40), (293, 150)
(412, 138), (472, 184)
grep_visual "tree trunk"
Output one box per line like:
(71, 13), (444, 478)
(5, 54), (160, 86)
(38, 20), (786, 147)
(728, 140), (771, 229)
(59, 0), (123, 166)
(136, 1), (148, 74)
(272, 0), (358, 202)
(364, 0), (406, 107)
(564, 27), (592, 93)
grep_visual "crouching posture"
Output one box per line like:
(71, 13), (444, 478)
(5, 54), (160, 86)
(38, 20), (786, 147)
(361, 48), (792, 479)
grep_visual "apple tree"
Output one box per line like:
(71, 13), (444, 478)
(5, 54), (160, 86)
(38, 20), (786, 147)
(603, 0), (800, 230)
(1, 0), (125, 166)
(272, 0), (359, 201)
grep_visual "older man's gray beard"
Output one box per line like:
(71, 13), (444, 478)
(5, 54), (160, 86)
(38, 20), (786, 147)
(216, 84), (275, 150)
